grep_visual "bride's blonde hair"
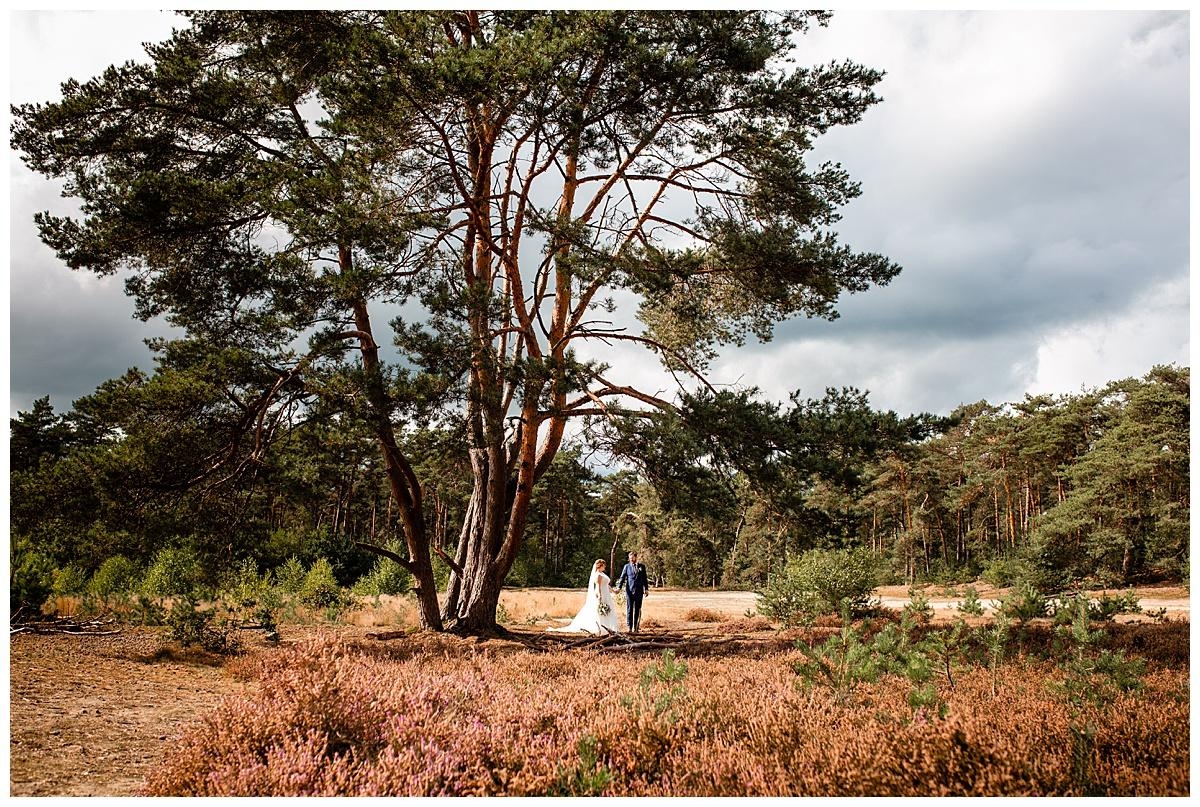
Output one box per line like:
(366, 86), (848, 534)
(593, 559), (606, 570)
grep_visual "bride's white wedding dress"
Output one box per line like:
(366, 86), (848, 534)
(548, 568), (620, 634)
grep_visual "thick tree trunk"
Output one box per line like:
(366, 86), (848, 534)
(344, 277), (443, 631)
(441, 455), (519, 632)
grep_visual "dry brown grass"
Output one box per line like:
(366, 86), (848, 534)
(681, 607), (727, 623)
(714, 615), (773, 633)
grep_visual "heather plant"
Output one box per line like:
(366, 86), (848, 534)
(758, 548), (877, 626)
(956, 586), (986, 616)
(143, 631), (1188, 796)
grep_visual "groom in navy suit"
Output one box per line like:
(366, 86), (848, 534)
(613, 551), (649, 633)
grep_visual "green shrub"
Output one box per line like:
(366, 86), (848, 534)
(981, 556), (1032, 588)
(792, 617), (882, 704)
(554, 734), (613, 796)
(51, 564), (89, 597)
(141, 547), (205, 597)
(220, 558), (272, 607)
(129, 593), (168, 626)
(88, 555), (143, 599)
(352, 556), (412, 597)
(1089, 590), (1142, 621)
(903, 586), (933, 622)
(10, 536), (55, 613)
(261, 528), (312, 568)
(956, 585), (986, 616)
(167, 596), (242, 655)
(275, 556), (307, 594)
(998, 580), (1049, 622)
(297, 558), (346, 610)
(757, 548), (877, 626)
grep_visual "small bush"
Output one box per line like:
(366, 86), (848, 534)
(957, 586), (986, 616)
(555, 734), (613, 796)
(89, 555), (143, 600)
(297, 558), (346, 610)
(793, 617), (883, 704)
(352, 557), (412, 597)
(998, 581), (1049, 622)
(1089, 590), (1142, 621)
(275, 556), (307, 594)
(51, 564), (89, 597)
(758, 548), (877, 626)
(167, 597), (242, 655)
(902, 587), (933, 623)
(141, 547), (205, 598)
(682, 608), (726, 623)
(10, 537), (55, 613)
(981, 556), (1031, 588)
(129, 593), (168, 626)
(716, 615), (773, 633)
(220, 558), (271, 607)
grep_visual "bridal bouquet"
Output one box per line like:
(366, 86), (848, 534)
(598, 602), (611, 616)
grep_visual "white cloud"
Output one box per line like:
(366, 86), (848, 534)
(1026, 275), (1189, 398)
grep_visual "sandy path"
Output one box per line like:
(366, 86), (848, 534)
(8, 628), (245, 796)
(523, 586), (1190, 624)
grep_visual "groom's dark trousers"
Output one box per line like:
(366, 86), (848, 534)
(616, 561), (647, 632)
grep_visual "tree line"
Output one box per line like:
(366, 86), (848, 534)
(11, 364), (1187, 611)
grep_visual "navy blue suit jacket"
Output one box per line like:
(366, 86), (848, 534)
(615, 562), (648, 598)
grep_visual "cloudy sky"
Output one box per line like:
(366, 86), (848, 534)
(6, 9), (1190, 420)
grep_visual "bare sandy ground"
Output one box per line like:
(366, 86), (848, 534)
(520, 583), (1190, 628)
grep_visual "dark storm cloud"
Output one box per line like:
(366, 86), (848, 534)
(9, 174), (175, 413)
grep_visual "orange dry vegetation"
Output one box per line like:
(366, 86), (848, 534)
(144, 622), (1190, 797)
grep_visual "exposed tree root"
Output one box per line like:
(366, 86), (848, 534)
(360, 624), (787, 658)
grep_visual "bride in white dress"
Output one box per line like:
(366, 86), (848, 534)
(548, 559), (620, 634)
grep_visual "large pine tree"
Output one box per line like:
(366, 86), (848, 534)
(13, 11), (900, 631)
